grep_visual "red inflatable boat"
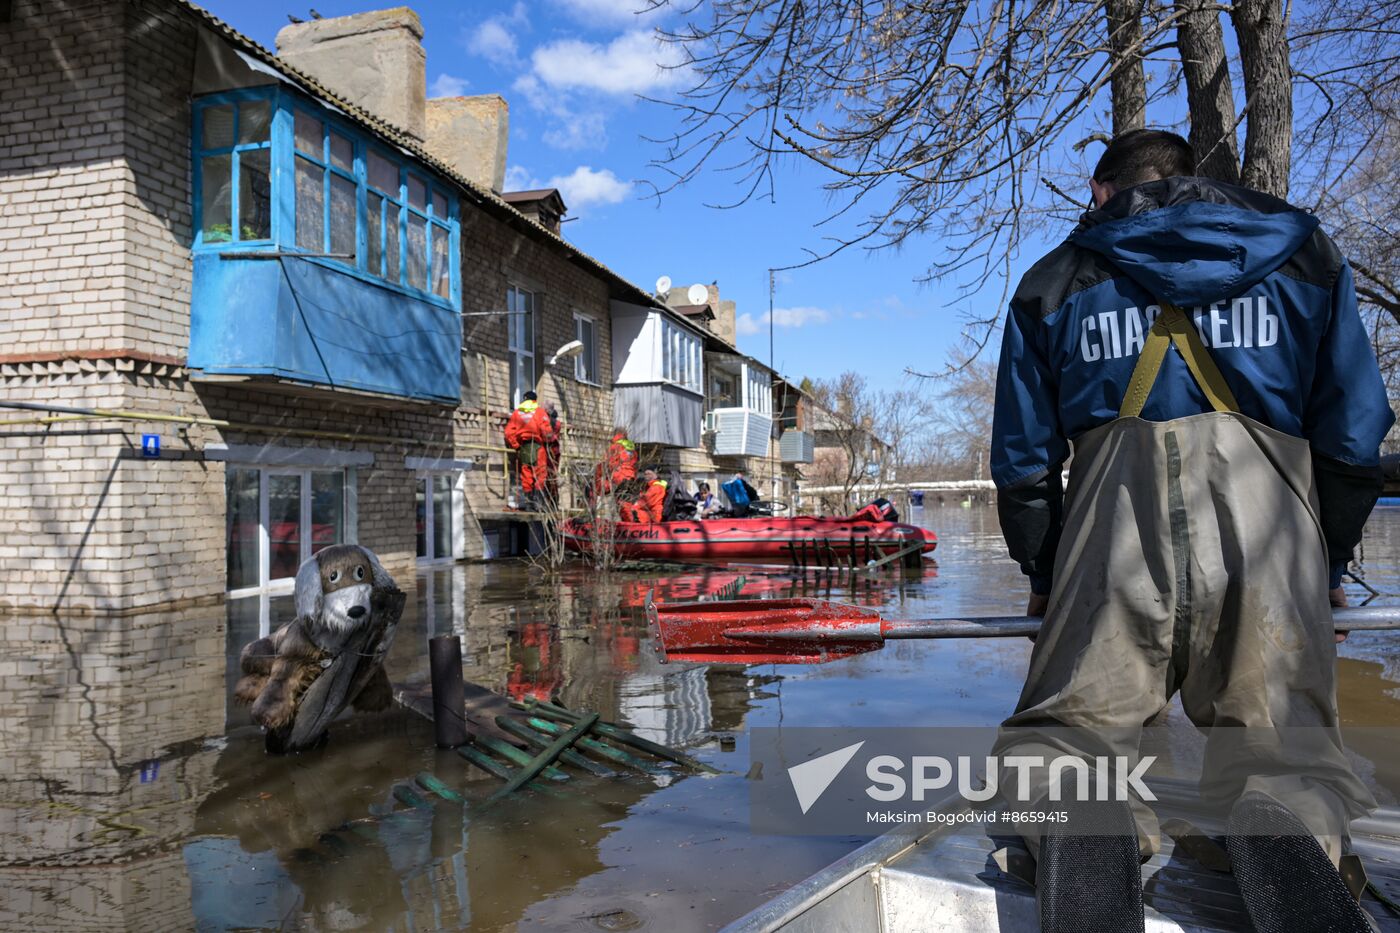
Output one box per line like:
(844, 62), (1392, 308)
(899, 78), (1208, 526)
(560, 515), (936, 562)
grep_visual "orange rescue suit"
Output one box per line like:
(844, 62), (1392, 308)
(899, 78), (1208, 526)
(623, 479), (667, 523)
(598, 432), (638, 489)
(504, 400), (555, 494)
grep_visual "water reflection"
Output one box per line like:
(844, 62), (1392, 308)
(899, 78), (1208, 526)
(4, 503), (1400, 930)
(0, 606), (225, 930)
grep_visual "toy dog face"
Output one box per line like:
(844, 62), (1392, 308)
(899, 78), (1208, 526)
(318, 547), (373, 630)
(294, 544), (394, 633)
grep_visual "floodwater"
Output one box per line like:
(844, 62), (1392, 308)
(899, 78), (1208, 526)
(6, 502), (1400, 931)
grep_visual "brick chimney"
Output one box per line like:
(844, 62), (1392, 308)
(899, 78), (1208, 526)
(275, 7), (427, 142)
(710, 285), (738, 346)
(425, 95), (509, 193)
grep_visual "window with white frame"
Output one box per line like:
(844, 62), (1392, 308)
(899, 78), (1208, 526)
(226, 466), (347, 594)
(744, 364), (772, 414)
(660, 319), (702, 393)
(508, 285), (536, 405)
(416, 472), (456, 562)
(573, 312), (599, 384)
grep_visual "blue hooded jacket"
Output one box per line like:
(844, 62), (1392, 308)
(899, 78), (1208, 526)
(991, 177), (1393, 591)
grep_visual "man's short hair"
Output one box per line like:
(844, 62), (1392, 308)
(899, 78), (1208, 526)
(522, 391), (538, 402)
(1092, 129), (1195, 188)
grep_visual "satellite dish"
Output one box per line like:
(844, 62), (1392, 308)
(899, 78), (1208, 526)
(687, 283), (709, 305)
(655, 275), (672, 297)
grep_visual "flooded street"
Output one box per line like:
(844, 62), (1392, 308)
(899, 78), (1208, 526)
(7, 501), (1400, 931)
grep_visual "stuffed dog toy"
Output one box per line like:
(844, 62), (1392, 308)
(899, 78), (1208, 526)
(236, 544), (399, 744)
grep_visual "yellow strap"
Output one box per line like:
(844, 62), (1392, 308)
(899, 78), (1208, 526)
(1119, 315), (1173, 418)
(1118, 303), (1240, 418)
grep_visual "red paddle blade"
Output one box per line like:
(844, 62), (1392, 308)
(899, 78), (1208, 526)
(646, 597), (884, 665)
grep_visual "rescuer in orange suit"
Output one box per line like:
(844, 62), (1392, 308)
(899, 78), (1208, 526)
(504, 391), (554, 510)
(596, 427), (638, 496)
(621, 468), (667, 523)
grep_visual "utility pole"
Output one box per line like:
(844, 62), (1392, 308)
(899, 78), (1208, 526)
(768, 268), (778, 507)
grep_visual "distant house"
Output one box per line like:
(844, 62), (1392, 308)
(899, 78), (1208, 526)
(616, 282), (812, 509)
(803, 404), (891, 513)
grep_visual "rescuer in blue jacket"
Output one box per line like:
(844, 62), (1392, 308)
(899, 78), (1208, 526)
(991, 129), (1392, 933)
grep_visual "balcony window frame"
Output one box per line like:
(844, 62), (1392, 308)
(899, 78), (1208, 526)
(743, 363), (773, 415)
(191, 90), (275, 249)
(192, 87), (460, 311)
(659, 318), (703, 394)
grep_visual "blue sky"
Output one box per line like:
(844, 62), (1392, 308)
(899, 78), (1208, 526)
(199, 0), (1069, 390)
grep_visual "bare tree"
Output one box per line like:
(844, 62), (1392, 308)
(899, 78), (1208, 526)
(1106, 0), (1148, 132)
(1171, 0), (1243, 183)
(805, 373), (932, 510)
(1290, 1), (1400, 316)
(925, 347), (999, 480)
(807, 372), (880, 512)
(649, 0), (1398, 342)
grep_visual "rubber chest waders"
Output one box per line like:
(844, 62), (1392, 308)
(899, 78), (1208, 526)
(995, 302), (1375, 864)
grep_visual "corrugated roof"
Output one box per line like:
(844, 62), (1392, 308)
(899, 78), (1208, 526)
(171, 0), (662, 310)
(501, 188), (561, 203)
(673, 303), (716, 321)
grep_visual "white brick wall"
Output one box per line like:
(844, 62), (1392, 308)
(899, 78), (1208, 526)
(0, 0), (625, 612)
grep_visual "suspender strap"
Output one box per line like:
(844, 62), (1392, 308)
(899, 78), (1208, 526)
(1118, 303), (1241, 418)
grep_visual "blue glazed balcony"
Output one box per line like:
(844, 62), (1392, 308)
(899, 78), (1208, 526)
(188, 88), (461, 405)
(189, 253), (461, 403)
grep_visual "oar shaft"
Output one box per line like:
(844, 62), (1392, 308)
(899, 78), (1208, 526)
(881, 617), (1041, 638)
(724, 607), (1400, 643)
(880, 607), (1400, 638)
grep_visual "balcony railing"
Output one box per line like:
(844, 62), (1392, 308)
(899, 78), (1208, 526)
(188, 253), (462, 404)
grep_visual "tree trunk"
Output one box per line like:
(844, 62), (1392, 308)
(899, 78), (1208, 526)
(1106, 0), (1147, 133)
(1230, 0), (1292, 197)
(1174, 0), (1241, 183)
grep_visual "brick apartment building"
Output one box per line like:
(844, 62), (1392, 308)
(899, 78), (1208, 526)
(0, 1), (822, 615)
(0, 0), (670, 612)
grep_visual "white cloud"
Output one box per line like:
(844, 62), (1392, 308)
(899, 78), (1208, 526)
(512, 27), (682, 151)
(504, 165), (633, 213)
(547, 165), (632, 210)
(429, 73), (470, 97)
(466, 3), (528, 67)
(553, 0), (651, 23)
(511, 74), (551, 112)
(737, 307), (834, 335)
(771, 306), (832, 328)
(504, 165), (536, 191)
(531, 30), (688, 96)
(543, 111), (609, 150)
(511, 75), (608, 151)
